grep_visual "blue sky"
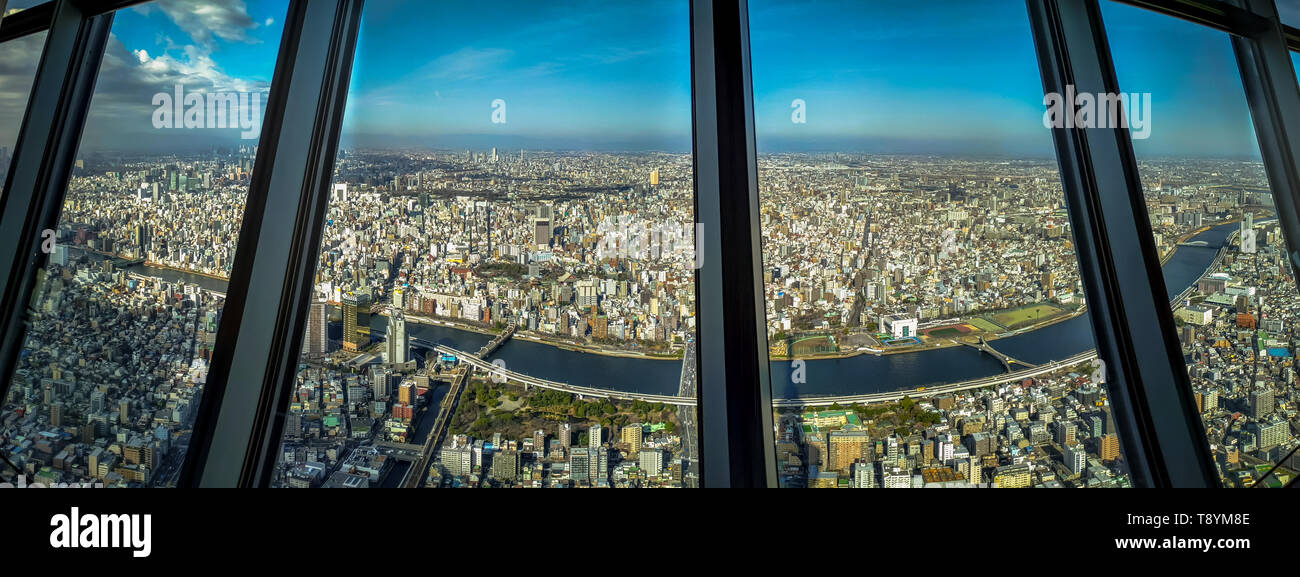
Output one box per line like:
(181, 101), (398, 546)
(337, 0), (692, 151)
(750, 0), (1051, 155)
(113, 2), (285, 84)
(751, 0), (1261, 158)
(1101, 0), (1261, 159)
(342, 0), (1270, 157)
(0, 0), (1278, 157)
(72, 0), (288, 152)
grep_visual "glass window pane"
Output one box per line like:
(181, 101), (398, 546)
(1104, 0), (1298, 487)
(0, 30), (43, 185)
(1278, 0), (1300, 30)
(273, 0), (697, 488)
(4, 1), (51, 15)
(0, 1), (288, 487)
(750, 0), (1131, 488)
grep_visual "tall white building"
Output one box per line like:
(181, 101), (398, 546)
(851, 461), (876, 488)
(1064, 443), (1088, 475)
(936, 434), (955, 462)
(576, 279), (598, 308)
(1241, 212), (1257, 253)
(386, 310), (408, 364)
(640, 448), (663, 477)
(883, 467), (912, 488)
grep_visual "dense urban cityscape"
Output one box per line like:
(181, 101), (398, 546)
(0, 148), (1295, 488)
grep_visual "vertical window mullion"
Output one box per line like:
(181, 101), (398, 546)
(179, 0), (363, 488)
(1229, 0), (1300, 488)
(1026, 0), (1219, 487)
(0, 1), (112, 415)
(1231, 0), (1300, 309)
(691, 0), (776, 488)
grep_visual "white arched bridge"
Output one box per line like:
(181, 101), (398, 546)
(431, 345), (1097, 409)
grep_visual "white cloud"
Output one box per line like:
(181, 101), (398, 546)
(136, 0), (262, 49)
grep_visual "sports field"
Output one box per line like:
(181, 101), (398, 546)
(991, 303), (1067, 330)
(922, 323), (975, 339)
(966, 318), (1004, 333)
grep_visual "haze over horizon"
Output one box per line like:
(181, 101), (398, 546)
(0, 0), (1280, 159)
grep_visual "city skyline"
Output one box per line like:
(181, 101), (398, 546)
(0, 0), (1281, 157)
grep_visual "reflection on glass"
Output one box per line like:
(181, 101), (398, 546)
(0, 31), (43, 183)
(273, 0), (697, 488)
(1104, 0), (1298, 487)
(1278, 0), (1300, 31)
(3, 1), (51, 16)
(751, 0), (1129, 488)
(0, 1), (286, 487)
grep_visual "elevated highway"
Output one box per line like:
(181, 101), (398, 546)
(772, 350), (1096, 408)
(434, 344), (696, 406)
(435, 345), (1096, 410)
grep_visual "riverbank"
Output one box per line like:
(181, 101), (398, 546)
(68, 246), (232, 284)
(1160, 213), (1269, 266)
(141, 260), (230, 282)
(768, 305), (1087, 362)
(387, 310), (685, 361)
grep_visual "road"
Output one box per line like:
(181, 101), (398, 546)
(677, 337), (698, 487)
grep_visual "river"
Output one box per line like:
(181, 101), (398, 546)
(90, 220), (1243, 399)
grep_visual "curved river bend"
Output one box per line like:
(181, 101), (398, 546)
(113, 221), (1241, 399)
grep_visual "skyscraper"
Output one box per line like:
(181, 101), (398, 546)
(1064, 443), (1088, 475)
(851, 461), (876, 488)
(621, 423), (643, 455)
(491, 450), (519, 482)
(570, 448), (591, 485)
(828, 430), (871, 472)
(342, 291), (371, 351)
(303, 301), (328, 357)
(640, 448), (662, 478)
(386, 309), (408, 364)
(531, 204), (552, 248)
(1249, 389), (1274, 419)
(1241, 212), (1256, 254)
(371, 366), (392, 400)
(1100, 434), (1121, 462)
